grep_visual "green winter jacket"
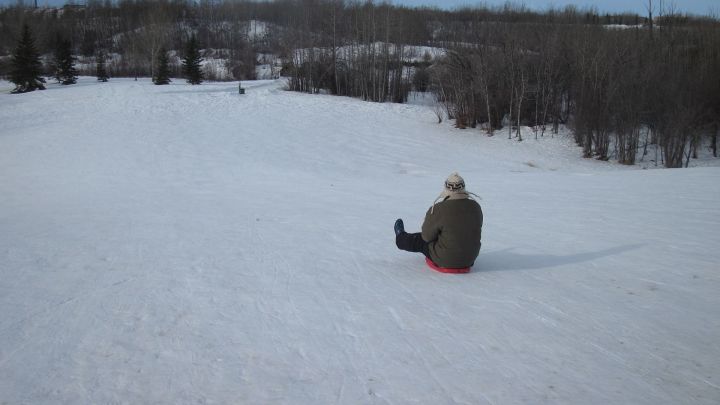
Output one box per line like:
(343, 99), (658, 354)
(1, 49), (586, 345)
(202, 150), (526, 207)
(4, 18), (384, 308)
(422, 197), (483, 268)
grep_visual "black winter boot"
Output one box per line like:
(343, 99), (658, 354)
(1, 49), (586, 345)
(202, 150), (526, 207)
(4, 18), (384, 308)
(394, 218), (405, 236)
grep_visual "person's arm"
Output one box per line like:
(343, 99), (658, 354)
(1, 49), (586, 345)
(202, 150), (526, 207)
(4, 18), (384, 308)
(421, 205), (441, 242)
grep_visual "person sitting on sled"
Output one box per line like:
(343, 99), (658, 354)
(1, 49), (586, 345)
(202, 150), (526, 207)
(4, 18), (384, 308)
(395, 172), (483, 269)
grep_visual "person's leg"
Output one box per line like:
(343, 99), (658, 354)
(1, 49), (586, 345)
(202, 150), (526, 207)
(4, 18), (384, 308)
(396, 232), (429, 257)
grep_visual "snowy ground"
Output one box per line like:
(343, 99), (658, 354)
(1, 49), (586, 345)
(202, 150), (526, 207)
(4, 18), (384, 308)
(1, 77), (719, 404)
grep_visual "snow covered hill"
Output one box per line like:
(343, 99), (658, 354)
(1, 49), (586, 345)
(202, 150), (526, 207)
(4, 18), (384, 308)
(1, 78), (719, 404)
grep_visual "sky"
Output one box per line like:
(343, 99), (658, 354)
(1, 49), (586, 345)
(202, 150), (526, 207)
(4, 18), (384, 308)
(1, 0), (717, 16)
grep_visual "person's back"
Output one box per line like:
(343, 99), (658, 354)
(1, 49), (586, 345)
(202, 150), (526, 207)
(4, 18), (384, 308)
(422, 198), (483, 268)
(395, 172), (483, 269)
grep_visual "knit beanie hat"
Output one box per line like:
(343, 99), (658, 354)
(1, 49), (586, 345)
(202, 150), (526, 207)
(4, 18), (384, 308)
(443, 172), (465, 195)
(430, 172), (479, 213)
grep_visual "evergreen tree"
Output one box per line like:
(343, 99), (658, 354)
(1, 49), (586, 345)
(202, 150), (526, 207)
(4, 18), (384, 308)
(9, 24), (46, 94)
(53, 38), (78, 85)
(96, 50), (109, 82)
(153, 48), (171, 85)
(182, 35), (204, 85)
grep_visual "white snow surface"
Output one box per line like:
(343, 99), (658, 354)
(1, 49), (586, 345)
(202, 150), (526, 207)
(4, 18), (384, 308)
(1, 78), (719, 404)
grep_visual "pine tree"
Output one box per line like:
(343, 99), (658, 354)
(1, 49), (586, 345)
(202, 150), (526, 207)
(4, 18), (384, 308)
(9, 24), (46, 94)
(96, 50), (109, 82)
(182, 35), (204, 85)
(53, 38), (78, 85)
(153, 48), (171, 85)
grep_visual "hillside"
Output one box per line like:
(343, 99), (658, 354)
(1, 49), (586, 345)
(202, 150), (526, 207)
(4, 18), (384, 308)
(1, 78), (719, 404)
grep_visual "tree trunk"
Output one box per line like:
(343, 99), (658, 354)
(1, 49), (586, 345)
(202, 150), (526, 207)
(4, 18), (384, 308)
(516, 70), (525, 141)
(485, 83), (493, 135)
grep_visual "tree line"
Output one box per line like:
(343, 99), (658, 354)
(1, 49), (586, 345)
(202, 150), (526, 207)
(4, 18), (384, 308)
(428, 10), (720, 168)
(8, 21), (205, 90)
(0, 0), (261, 80)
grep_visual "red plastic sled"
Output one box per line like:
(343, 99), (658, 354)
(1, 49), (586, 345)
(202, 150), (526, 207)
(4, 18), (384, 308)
(425, 257), (471, 274)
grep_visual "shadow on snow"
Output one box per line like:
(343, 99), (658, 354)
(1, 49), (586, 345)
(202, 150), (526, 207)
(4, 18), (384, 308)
(474, 244), (644, 272)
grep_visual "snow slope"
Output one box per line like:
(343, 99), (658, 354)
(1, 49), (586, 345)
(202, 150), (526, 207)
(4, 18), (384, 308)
(1, 78), (719, 404)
